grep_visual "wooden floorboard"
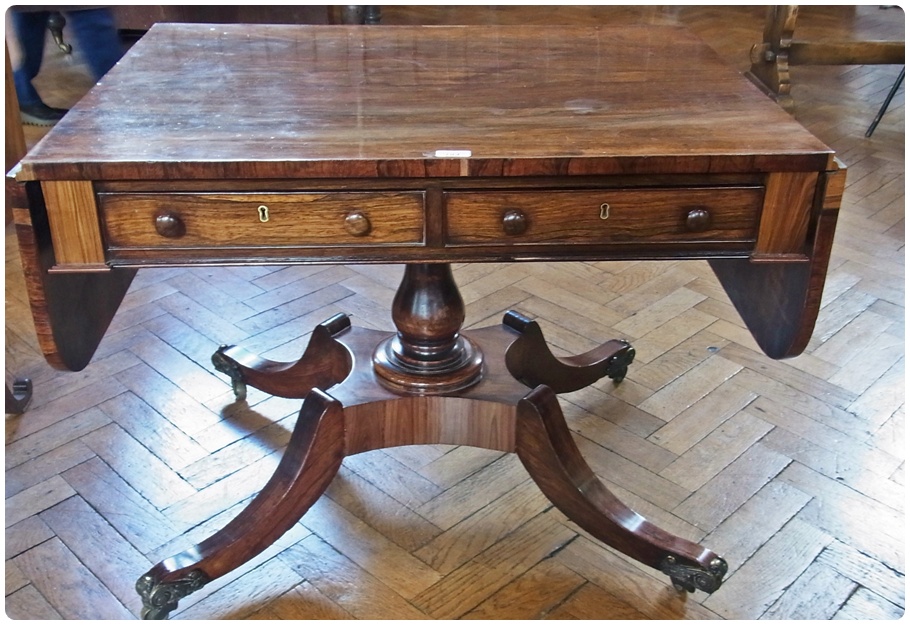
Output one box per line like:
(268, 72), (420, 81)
(5, 5), (905, 620)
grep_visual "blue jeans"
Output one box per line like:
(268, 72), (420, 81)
(12, 8), (123, 107)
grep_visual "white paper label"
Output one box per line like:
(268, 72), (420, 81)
(433, 149), (472, 158)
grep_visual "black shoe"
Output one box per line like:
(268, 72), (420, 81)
(19, 103), (69, 126)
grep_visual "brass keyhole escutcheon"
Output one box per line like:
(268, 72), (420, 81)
(258, 205), (270, 223)
(600, 203), (610, 220)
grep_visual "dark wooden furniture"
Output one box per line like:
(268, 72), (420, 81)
(110, 5), (380, 31)
(10, 24), (844, 619)
(5, 44), (33, 414)
(747, 5), (904, 112)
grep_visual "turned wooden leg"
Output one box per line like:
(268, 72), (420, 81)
(373, 264), (483, 394)
(212, 313), (353, 400)
(503, 310), (635, 392)
(136, 389), (346, 619)
(515, 385), (727, 593)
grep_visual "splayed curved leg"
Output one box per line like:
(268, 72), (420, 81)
(212, 313), (353, 400)
(136, 389), (346, 619)
(503, 311), (635, 392)
(515, 385), (727, 593)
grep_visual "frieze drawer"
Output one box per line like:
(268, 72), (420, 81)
(444, 187), (763, 247)
(99, 192), (426, 249)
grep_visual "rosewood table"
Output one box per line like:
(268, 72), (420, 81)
(10, 24), (844, 619)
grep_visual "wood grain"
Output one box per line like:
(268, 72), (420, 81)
(41, 180), (106, 268)
(445, 187), (762, 246)
(100, 191), (426, 249)
(16, 24), (831, 182)
(754, 172), (818, 258)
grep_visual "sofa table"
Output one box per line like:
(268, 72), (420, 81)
(11, 23), (844, 619)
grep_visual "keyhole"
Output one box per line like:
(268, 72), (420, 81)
(600, 203), (610, 220)
(258, 205), (270, 223)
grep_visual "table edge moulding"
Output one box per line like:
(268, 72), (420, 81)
(9, 23), (845, 619)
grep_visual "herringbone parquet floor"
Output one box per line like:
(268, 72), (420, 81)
(5, 5), (905, 620)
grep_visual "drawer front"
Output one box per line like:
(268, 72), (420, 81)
(99, 192), (425, 248)
(445, 187), (763, 246)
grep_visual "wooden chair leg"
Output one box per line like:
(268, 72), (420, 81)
(136, 389), (346, 619)
(515, 385), (727, 593)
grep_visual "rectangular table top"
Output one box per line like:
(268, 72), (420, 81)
(17, 23), (833, 182)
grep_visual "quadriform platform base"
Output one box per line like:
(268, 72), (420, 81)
(135, 264), (724, 619)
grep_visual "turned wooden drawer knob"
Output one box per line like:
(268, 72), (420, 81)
(344, 211), (372, 236)
(154, 211), (186, 238)
(685, 208), (711, 232)
(502, 209), (528, 235)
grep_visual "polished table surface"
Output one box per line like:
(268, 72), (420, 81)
(11, 24), (844, 619)
(19, 24), (834, 179)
